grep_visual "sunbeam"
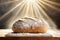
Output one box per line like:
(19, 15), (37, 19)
(32, 2), (42, 19)
(35, 0), (57, 28)
(8, 1), (26, 21)
(40, 0), (60, 12)
(44, 0), (60, 6)
(25, 3), (34, 17)
(0, 0), (18, 6)
(24, 0), (37, 18)
(0, 1), (25, 21)
(6, 1), (29, 28)
(1, 0), (57, 30)
(32, 4), (40, 18)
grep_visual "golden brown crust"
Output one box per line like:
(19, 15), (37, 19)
(12, 17), (48, 33)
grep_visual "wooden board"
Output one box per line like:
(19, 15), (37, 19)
(6, 33), (53, 37)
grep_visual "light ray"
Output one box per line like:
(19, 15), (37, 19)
(32, 4), (38, 18)
(24, 2), (30, 17)
(35, 1), (57, 28)
(37, 0), (51, 14)
(28, 4), (35, 18)
(24, 0), (39, 18)
(0, 1), (25, 21)
(6, 1), (26, 28)
(18, 4), (27, 18)
(36, 0), (47, 11)
(8, 1), (26, 22)
(4, 0), (58, 29)
(27, 3), (35, 18)
(6, 0), (29, 28)
(0, 0), (18, 5)
(16, 2), (28, 19)
(37, 0), (57, 28)
(32, 5), (37, 18)
(44, 0), (60, 6)
(32, 2), (42, 19)
(40, 0), (60, 12)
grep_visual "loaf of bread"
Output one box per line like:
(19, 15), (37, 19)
(12, 17), (48, 33)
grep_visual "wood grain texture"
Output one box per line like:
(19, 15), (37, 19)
(0, 29), (60, 40)
(0, 29), (60, 37)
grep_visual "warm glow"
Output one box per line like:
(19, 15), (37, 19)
(0, 0), (58, 29)
(25, 0), (36, 3)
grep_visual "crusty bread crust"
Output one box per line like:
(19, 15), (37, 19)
(12, 17), (48, 33)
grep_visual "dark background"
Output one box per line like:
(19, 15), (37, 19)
(0, 0), (60, 29)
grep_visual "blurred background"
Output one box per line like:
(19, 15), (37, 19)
(0, 0), (60, 29)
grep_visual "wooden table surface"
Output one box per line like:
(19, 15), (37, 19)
(0, 29), (52, 37)
(0, 29), (60, 40)
(0, 29), (60, 37)
(0, 29), (13, 37)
